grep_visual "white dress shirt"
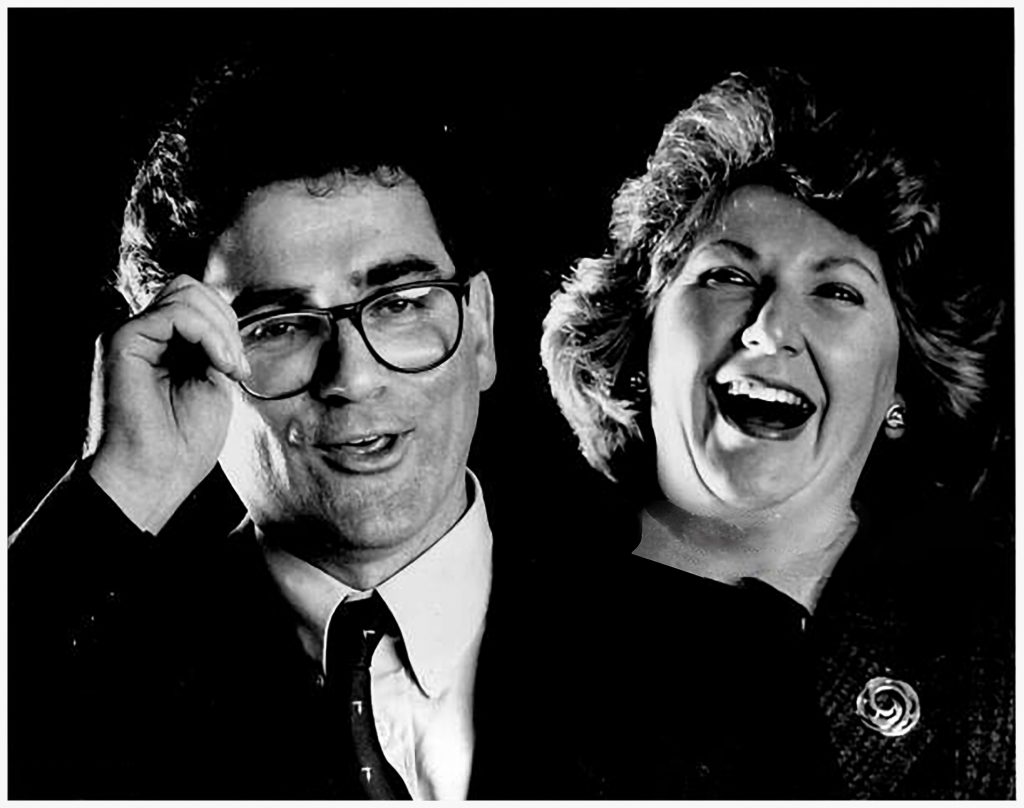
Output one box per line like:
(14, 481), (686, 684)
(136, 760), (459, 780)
(261, 472), (493, 800)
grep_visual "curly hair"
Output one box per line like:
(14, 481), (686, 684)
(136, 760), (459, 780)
(541, 68), (994, 483)
(117, 53), (480, 313)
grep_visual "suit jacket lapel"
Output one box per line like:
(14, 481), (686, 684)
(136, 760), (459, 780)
(467, 530), (601, 799)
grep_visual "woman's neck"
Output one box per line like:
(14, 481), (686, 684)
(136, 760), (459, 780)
(634, 497), (859, 611)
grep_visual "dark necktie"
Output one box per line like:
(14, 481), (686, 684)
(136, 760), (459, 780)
(325, 592), (412, 800)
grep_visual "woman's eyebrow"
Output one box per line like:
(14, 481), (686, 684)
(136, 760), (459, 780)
(701, 238), (759, 261)
(701, 239), (881, 286)
(815, 255), (880, 285)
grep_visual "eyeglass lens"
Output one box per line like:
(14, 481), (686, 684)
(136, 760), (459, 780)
(239, 284), (462, 397)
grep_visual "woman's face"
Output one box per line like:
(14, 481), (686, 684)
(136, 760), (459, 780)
(648, 185), (900, 518)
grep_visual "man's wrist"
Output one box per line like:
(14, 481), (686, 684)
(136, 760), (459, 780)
(87, 451), (190, 535)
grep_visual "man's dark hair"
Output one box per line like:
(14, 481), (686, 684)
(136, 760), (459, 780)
(118, 52), (480, 312)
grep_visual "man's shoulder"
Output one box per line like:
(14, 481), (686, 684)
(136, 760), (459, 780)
(9, 467), (321, 798)
(468, 485), (620, 799)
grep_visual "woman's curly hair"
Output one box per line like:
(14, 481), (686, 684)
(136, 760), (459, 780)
(541, 68), (995, 484)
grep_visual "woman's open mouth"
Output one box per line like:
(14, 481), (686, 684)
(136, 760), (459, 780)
(712, 378), (817, 440)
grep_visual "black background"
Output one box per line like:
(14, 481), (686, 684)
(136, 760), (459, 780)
(8, 8), (1014, 537)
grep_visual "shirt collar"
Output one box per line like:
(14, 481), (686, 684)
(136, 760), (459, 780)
(261, 470), (493, 698)
(378, 471), (492, 696)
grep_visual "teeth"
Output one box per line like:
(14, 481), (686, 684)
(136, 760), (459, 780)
(345, 435), (389, 450)
(726, 379), (809, 409)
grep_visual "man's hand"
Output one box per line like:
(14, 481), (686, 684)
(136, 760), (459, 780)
(87, 275), (250, 534)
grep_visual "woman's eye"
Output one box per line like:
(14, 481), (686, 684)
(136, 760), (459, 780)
(699, 267), (755, 288)
(815, 282), (864, 306)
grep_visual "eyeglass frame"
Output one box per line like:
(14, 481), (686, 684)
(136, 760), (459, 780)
(235, 278), (472, 401)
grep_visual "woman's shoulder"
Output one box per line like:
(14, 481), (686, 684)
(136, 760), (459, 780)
(850, 497), (1011, 617)
(820, 499), (1014, 798)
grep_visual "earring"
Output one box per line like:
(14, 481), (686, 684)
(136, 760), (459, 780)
(626, 370), (648, 400)
(884, 402), (906, 439)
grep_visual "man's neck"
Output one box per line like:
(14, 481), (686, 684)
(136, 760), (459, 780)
(310, 539), (446, 592)
(634, 497), (858, 611)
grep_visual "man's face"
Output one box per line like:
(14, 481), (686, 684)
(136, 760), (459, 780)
(205, 179), (495, 567)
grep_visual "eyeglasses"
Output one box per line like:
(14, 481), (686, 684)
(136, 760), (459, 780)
(237, 280), (469, 400)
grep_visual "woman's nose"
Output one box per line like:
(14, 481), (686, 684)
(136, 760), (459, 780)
(740, 291), (803, 357)
(313, 319), (388, 402)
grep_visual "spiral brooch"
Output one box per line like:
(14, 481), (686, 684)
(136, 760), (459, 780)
(854, 676), (921, 737)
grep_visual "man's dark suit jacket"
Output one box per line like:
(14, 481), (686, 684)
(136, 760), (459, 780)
(9, 464), (600, 799)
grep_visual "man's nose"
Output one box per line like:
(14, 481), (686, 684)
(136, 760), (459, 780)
(740, 290), (803, 357)
(312, 319), (387, 402)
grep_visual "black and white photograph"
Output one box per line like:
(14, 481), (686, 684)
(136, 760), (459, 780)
(7, 7), (1015, 799)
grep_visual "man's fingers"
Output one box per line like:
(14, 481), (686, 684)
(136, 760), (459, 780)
(122, 297), (249, 382)
(153, 276), (242, 346)
(159, 275), (242, 339)
(167, 305), (249, 381)
(145, 276), (249, 380)
(157, 291), (246, 372)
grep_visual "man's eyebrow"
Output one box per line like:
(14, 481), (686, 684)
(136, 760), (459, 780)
(230, 285), (314, 317)
(815, 255), (880, 285)
(363, 257), (444, 288)
(227, 258), (445, 317)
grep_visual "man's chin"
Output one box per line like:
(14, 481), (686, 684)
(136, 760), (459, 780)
(260, 498), (426, 560)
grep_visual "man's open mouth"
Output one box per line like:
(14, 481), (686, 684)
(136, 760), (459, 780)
(317, 430), (412, 472)
(339, 433), (400, 455)
(712, 378), (816, 440)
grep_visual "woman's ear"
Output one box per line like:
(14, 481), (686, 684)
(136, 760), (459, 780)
(466, 271), (496, 392)
(883, 393), (906, 440)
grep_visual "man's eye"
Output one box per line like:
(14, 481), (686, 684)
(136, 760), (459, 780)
(242, 316), (321, 349)
(698, 267), (755, 288)
(253, 322), (294, 339)
(367, 287), (435, 320)
(378, 298), (418, 315)
(815, 282), (864, 306)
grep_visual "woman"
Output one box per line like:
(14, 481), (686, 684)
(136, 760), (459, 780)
(541, 70), (1012, 798)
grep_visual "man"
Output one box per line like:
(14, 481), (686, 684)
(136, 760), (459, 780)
(9, 54), (595, 799)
